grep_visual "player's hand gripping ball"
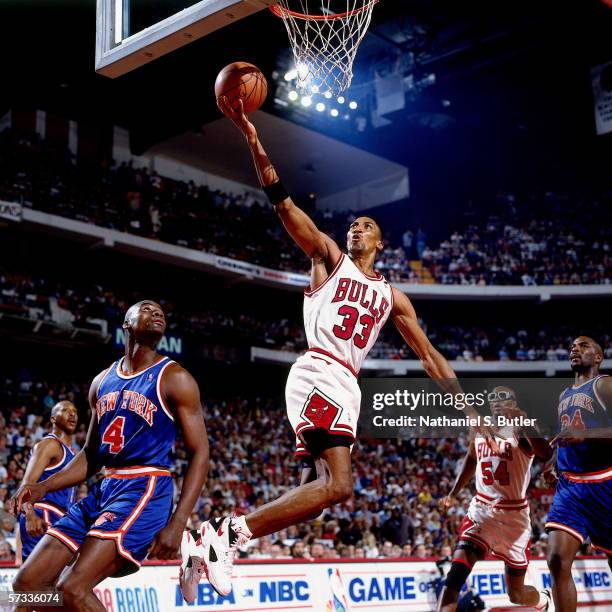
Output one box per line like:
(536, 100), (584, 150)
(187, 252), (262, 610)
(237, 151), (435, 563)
(215, 62), (268, 114)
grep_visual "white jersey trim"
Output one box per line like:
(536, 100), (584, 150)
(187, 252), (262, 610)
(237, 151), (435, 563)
(115, 356), (169, 380)
(593, 374), (610, 412)
(304, 253), (345, 297)
(156, 359), (176, 422)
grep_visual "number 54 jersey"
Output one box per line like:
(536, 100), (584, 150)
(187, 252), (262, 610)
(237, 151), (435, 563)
(458, 434), (535, 569)
(95, 357), (178, 469)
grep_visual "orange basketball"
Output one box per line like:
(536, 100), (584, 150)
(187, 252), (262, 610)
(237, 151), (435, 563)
(215, 62), (268, 114)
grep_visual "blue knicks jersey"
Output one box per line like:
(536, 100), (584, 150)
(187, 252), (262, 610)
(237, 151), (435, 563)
(557, 374), (611, 474)
(96, 357), (177, 469)
(37, 434), (76, 510)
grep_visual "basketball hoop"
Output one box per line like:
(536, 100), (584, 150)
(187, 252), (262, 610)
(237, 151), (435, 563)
(270, 0), (379, 95)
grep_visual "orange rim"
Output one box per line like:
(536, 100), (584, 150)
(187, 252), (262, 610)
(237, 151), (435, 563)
(270, 1), (377, 21)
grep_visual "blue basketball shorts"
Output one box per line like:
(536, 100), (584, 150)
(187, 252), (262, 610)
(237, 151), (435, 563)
(47, 467), (173, 570)
(19, 501), (66, 561)
(545, 470), (612, 554)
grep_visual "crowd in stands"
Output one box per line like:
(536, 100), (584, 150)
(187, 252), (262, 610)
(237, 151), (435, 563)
(0, 373), (585, 564)
(2, 270), (610, 362)
(1, 129), (610, 286)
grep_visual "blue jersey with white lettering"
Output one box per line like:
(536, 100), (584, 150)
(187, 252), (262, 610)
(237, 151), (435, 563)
(96, 356), (177, 468)
(557, 374), (611, 474)
(37, 434), (76, 510)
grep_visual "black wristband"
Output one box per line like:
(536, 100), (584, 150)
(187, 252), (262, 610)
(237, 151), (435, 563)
(263, 180), (290, 206)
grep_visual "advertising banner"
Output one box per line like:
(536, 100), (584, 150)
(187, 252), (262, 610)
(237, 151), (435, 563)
(0, 557), (609, 611)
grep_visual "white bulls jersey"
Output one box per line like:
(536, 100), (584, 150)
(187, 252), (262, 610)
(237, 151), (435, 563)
(474, 432), (534, 507)
(303, 254), (394, 375)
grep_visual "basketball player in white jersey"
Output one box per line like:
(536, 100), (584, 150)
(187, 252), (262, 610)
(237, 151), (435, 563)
(437, 386), (553, 611)
(179, 97), (486, 601)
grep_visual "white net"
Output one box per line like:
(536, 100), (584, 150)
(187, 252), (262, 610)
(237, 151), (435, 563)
(271, 0), (378, 95)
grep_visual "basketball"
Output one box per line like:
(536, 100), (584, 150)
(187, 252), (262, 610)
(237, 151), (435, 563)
(215, 61), (268, 114)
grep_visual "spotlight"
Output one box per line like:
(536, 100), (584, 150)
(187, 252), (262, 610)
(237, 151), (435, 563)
(311, 85), (319, 93)
(301, 96), (312, 107)
(315, 102), (325, 112)
(284, 69), (297, 81)
(324, 91), (333, 99)
(296, 62), (310, 81)
(349, 101), (358, 110)
(330, 108), (339, 117)
(338, 96), (345, 104)
(288, 90), (298, 101)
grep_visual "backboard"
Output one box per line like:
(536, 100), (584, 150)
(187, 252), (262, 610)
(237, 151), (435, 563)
(95, 0), (273, 78)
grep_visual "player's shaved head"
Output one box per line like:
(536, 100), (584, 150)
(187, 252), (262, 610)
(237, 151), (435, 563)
(51, 400), (75, 418)
(124, 300), (163, 324)
(578, 336), (603, 357)
(570, 336), (604, 373)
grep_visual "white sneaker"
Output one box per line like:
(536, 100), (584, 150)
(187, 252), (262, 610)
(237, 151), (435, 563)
(202, 516), (249, 597)
(178, 527), (210, 604)
(536, 589), (553, 611)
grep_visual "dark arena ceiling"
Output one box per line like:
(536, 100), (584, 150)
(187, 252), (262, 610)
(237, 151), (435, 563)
(1, 0), (612, 195)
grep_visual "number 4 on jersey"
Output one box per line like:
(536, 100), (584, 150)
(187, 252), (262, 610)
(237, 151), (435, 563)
(102, 416), (126, 453)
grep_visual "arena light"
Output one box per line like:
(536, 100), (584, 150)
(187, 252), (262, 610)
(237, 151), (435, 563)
(296, 62), (310, 81)
(330, 108), (339, 117)
(288, 90), (298, 101)
(349, 101), (358, 110)
(284, 68), (298, 81)
(315, 102), (326, 112)
(337, 96), (345, 104)
(324, 91), (333, 99)
(301, 95), (312, 107)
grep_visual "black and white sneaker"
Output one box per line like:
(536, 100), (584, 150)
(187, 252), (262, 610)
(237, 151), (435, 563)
(201, 516), (249, 597)
(536, 588), (553, 611)
(179, 527), (209, 603)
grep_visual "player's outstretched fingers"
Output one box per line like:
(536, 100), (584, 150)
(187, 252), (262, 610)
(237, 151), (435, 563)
(216, 94), (231, 116)
(438, 495), (453, 513)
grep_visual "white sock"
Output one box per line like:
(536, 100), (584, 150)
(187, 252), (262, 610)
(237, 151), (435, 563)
(537, 590), (549, 608)
(232, 515), (253, 540)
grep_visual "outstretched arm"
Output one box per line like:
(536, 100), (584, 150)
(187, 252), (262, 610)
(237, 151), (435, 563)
(217, 97), (341, 266)
(148, 364), (209, 560)
(391, 287), (498, 448)
(439, 440), (477, 513)
(513, 409), (553, 461)
(391, 287), (457, 380)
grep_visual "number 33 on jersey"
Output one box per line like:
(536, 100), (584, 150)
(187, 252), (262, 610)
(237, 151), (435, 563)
(303, 254), (393, 374)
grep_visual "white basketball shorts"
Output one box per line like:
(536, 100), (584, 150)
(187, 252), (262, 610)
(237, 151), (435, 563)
(286, 350), (361, 459)
(459, 498), (531, 569)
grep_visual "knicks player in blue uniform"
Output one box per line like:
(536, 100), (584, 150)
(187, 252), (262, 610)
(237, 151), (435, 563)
(9, 300), (209, 612)
(17, 401), (77, 563)
(545, 336), (612, 612)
